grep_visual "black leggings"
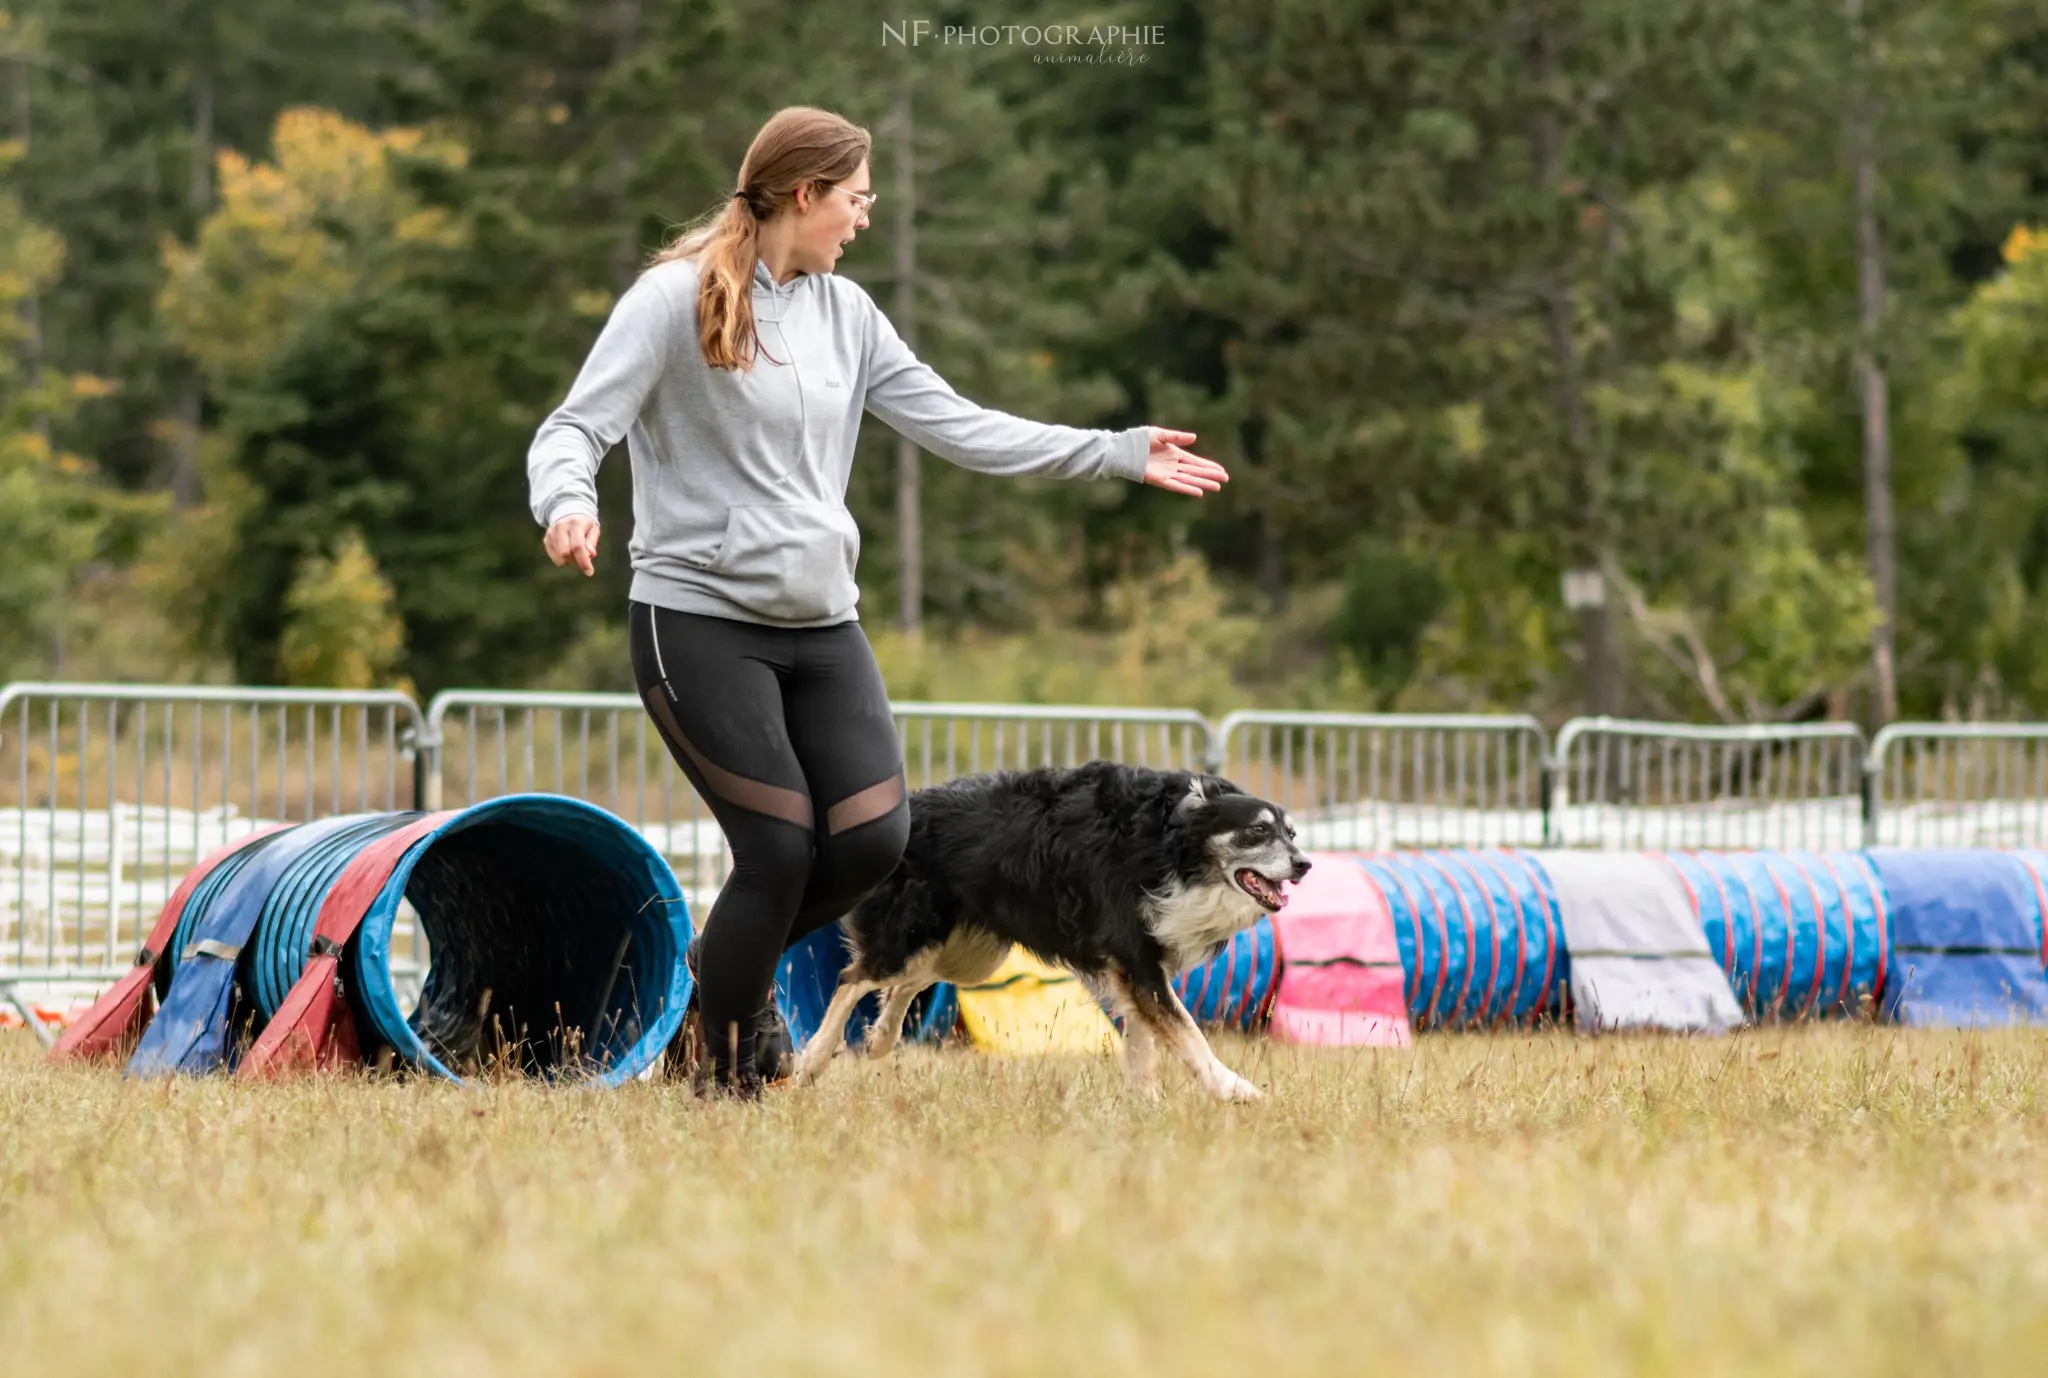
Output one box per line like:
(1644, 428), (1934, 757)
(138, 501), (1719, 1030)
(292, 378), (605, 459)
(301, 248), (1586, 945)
(628, 601), (909, 1079)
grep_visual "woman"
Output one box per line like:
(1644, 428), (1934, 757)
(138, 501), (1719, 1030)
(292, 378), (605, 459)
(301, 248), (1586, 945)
(528, 105), (1229, 1097)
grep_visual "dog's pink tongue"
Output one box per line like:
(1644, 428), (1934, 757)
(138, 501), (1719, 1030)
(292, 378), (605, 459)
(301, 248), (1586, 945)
(1272, 883), (1292, 910)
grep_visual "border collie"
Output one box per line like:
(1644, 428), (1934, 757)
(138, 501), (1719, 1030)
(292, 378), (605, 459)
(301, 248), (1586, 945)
(794, 762), (1311, 1102)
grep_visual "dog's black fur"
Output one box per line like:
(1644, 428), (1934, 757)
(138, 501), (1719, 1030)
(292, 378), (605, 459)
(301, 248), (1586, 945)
(795, 761), (1311, 1102)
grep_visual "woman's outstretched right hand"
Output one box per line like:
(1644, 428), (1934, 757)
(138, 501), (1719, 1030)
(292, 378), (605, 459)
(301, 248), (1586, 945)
(544, 514), (601, 576)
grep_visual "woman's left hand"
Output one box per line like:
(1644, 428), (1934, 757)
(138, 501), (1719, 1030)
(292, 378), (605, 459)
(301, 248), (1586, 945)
(1143, 428), (1230, 496)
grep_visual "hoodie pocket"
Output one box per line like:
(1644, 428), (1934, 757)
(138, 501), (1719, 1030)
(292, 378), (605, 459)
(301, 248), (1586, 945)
(707, 502), (862, 622)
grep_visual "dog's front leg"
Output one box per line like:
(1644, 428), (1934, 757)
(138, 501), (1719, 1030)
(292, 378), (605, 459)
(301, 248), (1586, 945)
(1133, 976), (1263, 1103)
(1089, 970), (1161, 1099)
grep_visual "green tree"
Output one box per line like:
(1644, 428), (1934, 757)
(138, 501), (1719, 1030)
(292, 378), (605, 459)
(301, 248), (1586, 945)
(0, 140), (161, 675)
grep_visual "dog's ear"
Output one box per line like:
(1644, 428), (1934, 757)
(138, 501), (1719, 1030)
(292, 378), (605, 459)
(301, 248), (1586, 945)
(1174, 775), (1212, 818)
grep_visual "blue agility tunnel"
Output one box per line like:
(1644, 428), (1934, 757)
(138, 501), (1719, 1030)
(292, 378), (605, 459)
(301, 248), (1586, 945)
(1174, 915), (1280, 1030)
(1867, 850), (2048, 1026)
(774, 922), (958, 1052)
(1359, 851), (1564, 1028)
(1661, 851), (1888, 1019)
(127, 794), (691, 1085)
(353, 796), (691, 1083)
(130, 813), (416, 1076)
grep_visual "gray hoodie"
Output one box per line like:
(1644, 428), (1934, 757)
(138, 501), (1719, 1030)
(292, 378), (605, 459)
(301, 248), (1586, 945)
(527, 257), (1152, 627)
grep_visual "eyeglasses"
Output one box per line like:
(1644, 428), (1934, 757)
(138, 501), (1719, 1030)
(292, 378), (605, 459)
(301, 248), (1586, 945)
(825, 182), (878, 215)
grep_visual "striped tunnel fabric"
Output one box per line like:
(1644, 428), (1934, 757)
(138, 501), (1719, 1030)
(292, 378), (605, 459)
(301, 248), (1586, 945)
(1356, 851), (1565, 1029)
(1659, 851), (1889, 1019)
(1174, 917), (1280, 1032)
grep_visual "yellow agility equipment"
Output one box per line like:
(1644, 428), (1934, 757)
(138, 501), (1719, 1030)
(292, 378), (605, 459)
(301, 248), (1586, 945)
(954, 947), (1119, 1056)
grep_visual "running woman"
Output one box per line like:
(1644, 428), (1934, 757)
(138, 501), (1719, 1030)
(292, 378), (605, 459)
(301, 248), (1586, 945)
(528, 105), (1229, 1097)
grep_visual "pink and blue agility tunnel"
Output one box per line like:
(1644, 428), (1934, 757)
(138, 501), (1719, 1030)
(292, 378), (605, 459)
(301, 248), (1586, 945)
(119, 795), (691, 1084)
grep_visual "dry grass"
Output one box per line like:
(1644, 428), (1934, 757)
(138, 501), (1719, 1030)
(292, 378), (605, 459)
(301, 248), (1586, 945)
(3, 1024), (2047, 1377)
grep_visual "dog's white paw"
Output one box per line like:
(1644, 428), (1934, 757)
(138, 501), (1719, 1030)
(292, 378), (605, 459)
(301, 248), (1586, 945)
(1214, 1072), (1264, 1103)
(793, 1045), (833, 1086)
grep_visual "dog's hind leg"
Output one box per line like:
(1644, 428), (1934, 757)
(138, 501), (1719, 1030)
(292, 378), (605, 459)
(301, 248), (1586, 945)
(861, 979), (932, 1061)
(1123, 967), (1262, 1103)
(1086, 971), (1161, 1100)
(795, 975), (880, 1085)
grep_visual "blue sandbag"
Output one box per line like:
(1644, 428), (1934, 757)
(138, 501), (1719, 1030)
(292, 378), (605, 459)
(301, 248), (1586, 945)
(1867, 850), (2048, 1026)
(350, 795), (691, 1084)
(1175, 916), (1279, 1030)
(129, 813), (397, 1077)
(774, 922), (958, 1052)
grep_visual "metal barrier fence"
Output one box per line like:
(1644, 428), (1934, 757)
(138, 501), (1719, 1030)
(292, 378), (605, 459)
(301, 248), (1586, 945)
(1214, 711), (1549, 849)
(13, 676), (2048, 998)
(0, 683), (429, 1016)
(1549, 717), (1868, 851)
(1867, 723), (2048, 847)
(419, 691), (1212, 913)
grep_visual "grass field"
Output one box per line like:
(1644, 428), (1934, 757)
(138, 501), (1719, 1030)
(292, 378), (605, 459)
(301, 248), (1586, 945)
(3, 1024), (2047, 1377)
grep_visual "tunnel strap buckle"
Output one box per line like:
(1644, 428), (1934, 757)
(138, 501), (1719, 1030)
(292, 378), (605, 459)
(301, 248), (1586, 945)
(182, 938), (241, 962)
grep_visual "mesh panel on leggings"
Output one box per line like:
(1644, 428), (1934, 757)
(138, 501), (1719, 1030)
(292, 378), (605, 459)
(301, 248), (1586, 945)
(641, 685), (813, 829)
(826, 773), (905, 835)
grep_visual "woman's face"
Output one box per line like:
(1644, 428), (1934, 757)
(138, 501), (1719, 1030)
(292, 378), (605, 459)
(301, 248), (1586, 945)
(792, 157), (872, 274)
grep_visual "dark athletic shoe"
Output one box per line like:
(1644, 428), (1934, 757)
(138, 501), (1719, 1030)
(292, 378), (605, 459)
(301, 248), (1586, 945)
(676, 934), (796, 1088)
(688, 1052), (765, 1102)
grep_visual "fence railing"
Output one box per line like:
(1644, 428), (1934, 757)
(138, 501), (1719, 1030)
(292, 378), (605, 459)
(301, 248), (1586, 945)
(1867, 722), (2048, 848)
(418, 691), (1213, 911)
(13, 677), (2048, 991)
(1215, 711), (1549, 850)
(1549, 717), (1869, 852)
(0, 683), (428, 994)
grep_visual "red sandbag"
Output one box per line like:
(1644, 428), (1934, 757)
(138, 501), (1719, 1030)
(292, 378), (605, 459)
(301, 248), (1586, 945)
(1267, 851), (1412, 1047)
(239, 812), (454, 1080)
(47, 824), (292, 1064)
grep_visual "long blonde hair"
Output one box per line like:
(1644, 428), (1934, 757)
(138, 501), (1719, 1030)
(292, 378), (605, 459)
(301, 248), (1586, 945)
(652, 106), (872, 372)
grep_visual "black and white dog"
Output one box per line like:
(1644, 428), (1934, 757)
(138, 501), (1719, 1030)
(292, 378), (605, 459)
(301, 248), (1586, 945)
(795, 762), (1311, 1102)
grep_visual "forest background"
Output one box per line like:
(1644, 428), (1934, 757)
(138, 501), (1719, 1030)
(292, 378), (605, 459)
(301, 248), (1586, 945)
(6, 0), (2048, 729)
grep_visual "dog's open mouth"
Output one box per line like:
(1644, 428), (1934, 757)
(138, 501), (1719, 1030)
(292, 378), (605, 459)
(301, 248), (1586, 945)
(1234, 869), (1288, 911)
